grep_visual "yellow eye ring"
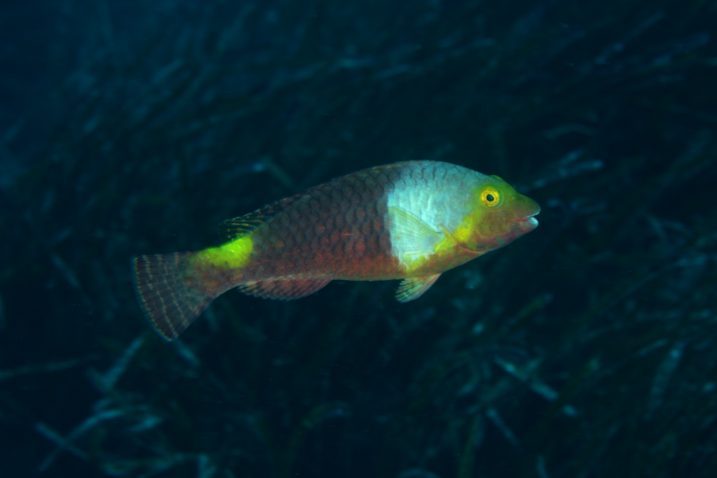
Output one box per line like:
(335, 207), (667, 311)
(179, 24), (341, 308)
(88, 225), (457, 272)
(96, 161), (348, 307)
(480, 187), (500, 207)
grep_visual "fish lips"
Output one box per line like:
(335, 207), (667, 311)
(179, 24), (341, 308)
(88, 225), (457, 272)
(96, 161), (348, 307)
(513, 197), (541, 233)
(516, 215), (539, 233)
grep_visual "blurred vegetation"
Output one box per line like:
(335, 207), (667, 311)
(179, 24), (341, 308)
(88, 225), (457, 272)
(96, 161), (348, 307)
(1, 0), (716, 477)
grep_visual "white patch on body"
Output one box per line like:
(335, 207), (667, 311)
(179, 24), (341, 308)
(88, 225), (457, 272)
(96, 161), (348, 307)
(385, 162), (483, 271)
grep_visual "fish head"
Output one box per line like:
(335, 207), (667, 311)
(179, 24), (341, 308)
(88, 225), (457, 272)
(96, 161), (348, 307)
(460, 175), (540, 253)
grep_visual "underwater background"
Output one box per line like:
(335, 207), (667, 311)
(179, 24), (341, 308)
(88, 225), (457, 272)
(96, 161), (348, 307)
(2, 0), (717, 477)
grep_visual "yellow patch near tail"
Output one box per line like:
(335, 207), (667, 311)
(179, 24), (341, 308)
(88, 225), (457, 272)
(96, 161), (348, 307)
(193, 235), (254, 269)
(134, 234), (254, 341)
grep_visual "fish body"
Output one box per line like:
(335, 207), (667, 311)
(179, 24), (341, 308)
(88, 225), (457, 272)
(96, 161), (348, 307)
(134, 161), (540, 340)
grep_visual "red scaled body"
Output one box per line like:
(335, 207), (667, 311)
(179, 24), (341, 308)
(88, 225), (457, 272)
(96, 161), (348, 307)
(239, 162), (402, 280)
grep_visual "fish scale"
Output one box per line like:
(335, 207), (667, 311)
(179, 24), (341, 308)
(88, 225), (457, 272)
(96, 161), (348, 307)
(133, 161), (540, 340)
(248, 166), (399, 279)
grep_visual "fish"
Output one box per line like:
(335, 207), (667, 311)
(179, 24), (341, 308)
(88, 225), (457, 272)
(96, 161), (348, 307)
(133, 161), (540, 340)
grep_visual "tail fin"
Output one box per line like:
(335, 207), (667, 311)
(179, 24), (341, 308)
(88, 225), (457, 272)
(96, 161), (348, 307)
(132, 253), (223, 340)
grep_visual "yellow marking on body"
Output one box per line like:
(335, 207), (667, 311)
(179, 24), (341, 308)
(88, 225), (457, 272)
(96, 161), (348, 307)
(429, 185), (490, 258)
(401, 254), (431, 275)
(387, 204), (486, 274)
(194, 235), (254, 269)
(432, 210), (481, 257)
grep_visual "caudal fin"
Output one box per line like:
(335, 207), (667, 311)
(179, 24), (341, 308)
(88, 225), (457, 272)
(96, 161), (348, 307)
(132, 253), (221, 340)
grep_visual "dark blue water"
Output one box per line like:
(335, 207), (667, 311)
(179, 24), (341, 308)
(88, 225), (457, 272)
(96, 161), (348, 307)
(1, 0), (716, 477)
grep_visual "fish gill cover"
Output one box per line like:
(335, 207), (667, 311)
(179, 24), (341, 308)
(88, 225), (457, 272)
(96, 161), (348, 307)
(0, 0), (716, 477)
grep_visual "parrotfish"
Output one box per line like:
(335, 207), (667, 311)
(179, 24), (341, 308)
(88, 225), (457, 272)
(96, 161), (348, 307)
(133, 161), (540, 340)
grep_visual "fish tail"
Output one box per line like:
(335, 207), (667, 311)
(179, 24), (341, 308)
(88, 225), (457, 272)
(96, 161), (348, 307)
(132, 253), (227, 340)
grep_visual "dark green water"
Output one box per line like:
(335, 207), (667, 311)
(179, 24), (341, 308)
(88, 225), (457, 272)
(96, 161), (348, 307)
(1, 0), (716, 477)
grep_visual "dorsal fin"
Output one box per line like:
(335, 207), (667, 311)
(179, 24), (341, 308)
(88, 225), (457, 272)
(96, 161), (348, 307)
(220, 214), (266, 239)
(220, 193), (305, 239)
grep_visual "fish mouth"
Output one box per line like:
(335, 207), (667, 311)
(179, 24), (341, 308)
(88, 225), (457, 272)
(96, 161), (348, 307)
(514, 207), (540, 232)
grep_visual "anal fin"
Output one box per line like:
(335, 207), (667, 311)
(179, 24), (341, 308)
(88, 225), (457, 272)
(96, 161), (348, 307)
(396, 274), (441, 303)
(238, 277), (331, 300)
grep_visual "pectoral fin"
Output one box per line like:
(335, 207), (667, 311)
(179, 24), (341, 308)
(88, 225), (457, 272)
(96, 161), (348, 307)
(387, 206), (445, 271)
(395, 274), (441, 303)
(388, 206), (442, 245)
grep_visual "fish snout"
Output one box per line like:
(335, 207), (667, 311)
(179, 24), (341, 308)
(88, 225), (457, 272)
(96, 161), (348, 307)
(513, 195), (541, 233)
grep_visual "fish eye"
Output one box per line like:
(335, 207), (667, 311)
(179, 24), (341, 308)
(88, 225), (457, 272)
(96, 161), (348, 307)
(480, 187), (500, 207)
